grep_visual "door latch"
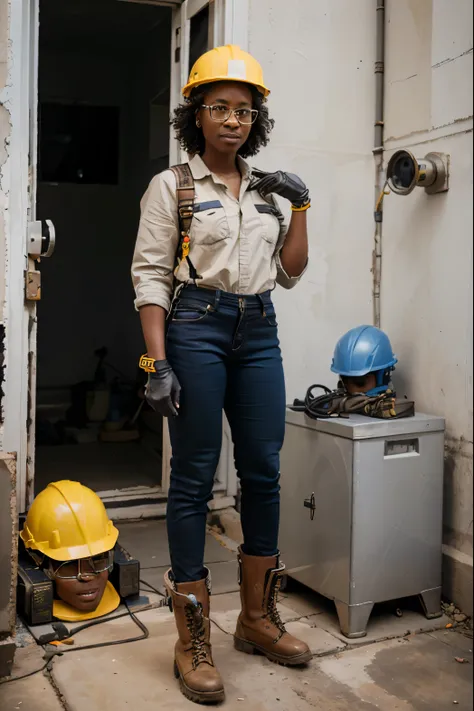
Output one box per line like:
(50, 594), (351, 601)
(27, 219), (56, 258)
(304, 493), (316, 521)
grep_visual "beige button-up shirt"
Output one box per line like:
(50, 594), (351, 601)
(132, 154), (305, 313)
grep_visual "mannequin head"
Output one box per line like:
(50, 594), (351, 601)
(48, 553), (112, 612)
(341, 372), (378, 395)
(331, 325), (397, 396)
(20, 480), (120, 618)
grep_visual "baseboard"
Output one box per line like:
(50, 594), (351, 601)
(106, 494), (236, 522)
(0, 637), (15, 679)
(106, 502), (168, 521)
(442, 544), (473, 616)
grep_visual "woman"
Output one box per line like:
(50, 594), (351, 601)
(132, 45), (311, 704)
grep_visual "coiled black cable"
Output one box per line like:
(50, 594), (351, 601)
(290, 384), (343, 420)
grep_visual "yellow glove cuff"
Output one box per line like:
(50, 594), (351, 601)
(291, 201), (311, 212)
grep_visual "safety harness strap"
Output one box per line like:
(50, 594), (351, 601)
(170, 164), (201, 281)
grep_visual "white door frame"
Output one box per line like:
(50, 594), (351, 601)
(1, 0), (39, 513)
(222, 0), (249, 49)
(169, 0), (249, 164)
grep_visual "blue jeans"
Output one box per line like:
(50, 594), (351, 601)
(166, 286), (286, 583)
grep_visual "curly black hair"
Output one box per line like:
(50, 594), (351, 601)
(172, 83), (275, 159)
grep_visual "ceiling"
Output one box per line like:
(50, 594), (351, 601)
(39, 0), (171, 51)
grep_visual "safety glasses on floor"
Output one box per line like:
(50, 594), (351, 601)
(47, 550), (114, 581)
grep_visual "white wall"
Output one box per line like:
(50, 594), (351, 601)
(248, 0), (473, 613)
(382, 0), (473, 613)
(248, 0), (377, 401)
(0, 0), (7, 317)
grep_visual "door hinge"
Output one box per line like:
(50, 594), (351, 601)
(304, 493), (316, 521)
(175, 27), (181, 63)
(25, 269), (41, 301)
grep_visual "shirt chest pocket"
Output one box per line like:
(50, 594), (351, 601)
(191, 201), (230, 246)
(255, 203), (281, 247)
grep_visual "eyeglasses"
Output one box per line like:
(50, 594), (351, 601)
(47, 551), (114, 581)
(201, 104), (259, 125)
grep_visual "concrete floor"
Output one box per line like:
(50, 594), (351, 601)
(1, 522), (472, 711)
(119, 520), (239, 596)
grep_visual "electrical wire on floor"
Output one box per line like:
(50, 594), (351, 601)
(0, 660), (52, 685)
(0, 599), (149, 686)
(0, 577), (237, 685)
(210, 618), (233, 637)
(139, 577), (168, 606)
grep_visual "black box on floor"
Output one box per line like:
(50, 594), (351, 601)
(16, 542), (140, 626)
(110, 544), (140, 599)
(17, 555), (54, 626)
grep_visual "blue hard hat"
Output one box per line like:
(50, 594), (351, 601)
(331, 325), (397, 377)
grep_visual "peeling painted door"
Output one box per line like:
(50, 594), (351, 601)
(4, 0), (244, 513)
(2, 0), (40, 512)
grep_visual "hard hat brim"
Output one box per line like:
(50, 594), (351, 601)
(182, 76), (270, 98)
(331, 356), (398, 377)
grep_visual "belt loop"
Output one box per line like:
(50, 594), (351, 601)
(257, 294), (266, 317)
(214, 290), (221, 312)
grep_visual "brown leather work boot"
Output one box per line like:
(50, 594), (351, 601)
(234, 548), (312, 666)
(165, 569), (225, 705)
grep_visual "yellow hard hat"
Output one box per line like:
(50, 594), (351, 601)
(182, 44), (270, 98)
(20, 480), (119, 562)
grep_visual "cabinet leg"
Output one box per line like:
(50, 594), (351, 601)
(419, 587), (443, 619)
(334, 599), (374, 639)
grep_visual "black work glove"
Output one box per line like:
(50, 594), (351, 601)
(250, 169), (310, 208)
(145, 360), (181, 418)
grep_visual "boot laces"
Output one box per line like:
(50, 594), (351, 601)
(185, 602), (209, 670)
(266, 574), (286, 641)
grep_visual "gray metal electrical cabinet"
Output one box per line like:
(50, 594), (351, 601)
(279, 410), (445, 638)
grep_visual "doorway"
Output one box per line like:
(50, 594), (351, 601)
(10, 0), (237, 514)
(34, 0), (175, 499)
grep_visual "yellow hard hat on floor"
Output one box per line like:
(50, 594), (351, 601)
(182, 44), (270, 98)
(20, 480), (119, 562)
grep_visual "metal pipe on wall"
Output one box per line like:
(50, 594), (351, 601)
(373, 0), (385, 328)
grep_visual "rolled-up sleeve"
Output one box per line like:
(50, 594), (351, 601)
(272, 200), (308, 290)
(132, 170), (179, 313)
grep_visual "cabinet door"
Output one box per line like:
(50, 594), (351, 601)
(279, 421), (353, 604)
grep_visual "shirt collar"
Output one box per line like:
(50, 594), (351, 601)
(188, 153), (211, 180)
(188, 153), (251, 183)
(237, 155), (251, 181)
